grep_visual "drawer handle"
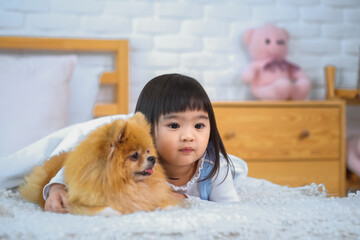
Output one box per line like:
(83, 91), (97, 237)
(225, 130), (236, 139)
(299, 130), (310, 139)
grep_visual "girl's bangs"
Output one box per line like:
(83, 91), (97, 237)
(162, 92), (210, 115)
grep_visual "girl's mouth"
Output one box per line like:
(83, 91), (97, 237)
(180, 147), (194, 153)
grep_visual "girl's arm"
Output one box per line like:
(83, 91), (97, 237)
(43, 167), (69, 213)
(209, 159), (239, 202)
(43, 167), (65, 199)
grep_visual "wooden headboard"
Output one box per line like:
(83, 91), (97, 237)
(0, 36), (129, 117)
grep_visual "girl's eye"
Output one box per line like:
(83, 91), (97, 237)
(130, 152), (139, 161)
(195, 123), (205, 129)
(265, 38), (270, 44)
(168, 123), (180, 129)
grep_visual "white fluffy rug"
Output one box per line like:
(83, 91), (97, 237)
(1, 177), (360, 240)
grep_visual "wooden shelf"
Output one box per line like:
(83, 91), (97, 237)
(325, 65), (360, 105)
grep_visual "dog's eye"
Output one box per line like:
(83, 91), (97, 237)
(130, 152), (139, 161)
(146, 149), (150, 154)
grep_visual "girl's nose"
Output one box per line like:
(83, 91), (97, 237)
(180, 129), (194, 142)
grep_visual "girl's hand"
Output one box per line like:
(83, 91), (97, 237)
(44, 183), (69, 213)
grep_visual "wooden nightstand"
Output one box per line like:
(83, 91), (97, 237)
(213, 101), (346, 196)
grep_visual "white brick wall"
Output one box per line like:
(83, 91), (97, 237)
(51, 0), (103, 14)
(155, 2), (203, 19)
(0, 11), (23, 28)
(1, 0), (49, 12)
(27, 14), (80, 31)
(0, 0), (359, 129)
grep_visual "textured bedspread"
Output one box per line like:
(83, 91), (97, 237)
(1, 177), (360, 240)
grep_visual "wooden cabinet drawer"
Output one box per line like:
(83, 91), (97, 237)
(213, 103), (341, 161)
(247, 161), (340, 195)
(212, 101), (346, 196)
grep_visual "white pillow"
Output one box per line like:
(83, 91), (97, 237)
(0, 55), (77, 157)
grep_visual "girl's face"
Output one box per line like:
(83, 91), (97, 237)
(154, 109), (210, 168)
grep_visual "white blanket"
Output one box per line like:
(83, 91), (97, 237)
(1, 178), (360, 239)
(1, 115), (360, 239)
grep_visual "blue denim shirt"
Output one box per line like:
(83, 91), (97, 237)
(199, 143), (215, 200)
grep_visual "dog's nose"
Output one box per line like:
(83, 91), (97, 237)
(147, 156), (156, 164)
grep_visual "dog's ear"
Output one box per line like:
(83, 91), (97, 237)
(115, 123), (126, 144)
(108, 123), (126, 160)
(131, 112), (150, 129)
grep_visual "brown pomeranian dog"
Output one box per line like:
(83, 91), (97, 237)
(19, 113), (179, 216)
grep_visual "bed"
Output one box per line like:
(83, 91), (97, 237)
(0, 36), (129, 117)
(0, 37), (360, 240)
(0, 37), (129, 157)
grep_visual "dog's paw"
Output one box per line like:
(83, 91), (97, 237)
(96, 207), (122, 217)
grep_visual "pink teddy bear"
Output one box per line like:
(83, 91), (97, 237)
(347, 135), (360, 177)
(242, 24), (311, 100)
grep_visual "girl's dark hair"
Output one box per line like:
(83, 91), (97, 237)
(135, 73), (232, 182)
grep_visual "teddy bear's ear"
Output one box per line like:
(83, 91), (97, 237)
(281, 28), (290, 40)
(243, 29), (254, 46)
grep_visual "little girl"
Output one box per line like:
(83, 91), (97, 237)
(44, 73), (241, 213)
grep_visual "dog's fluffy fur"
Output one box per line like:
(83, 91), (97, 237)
(19, 113), (179, 215)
